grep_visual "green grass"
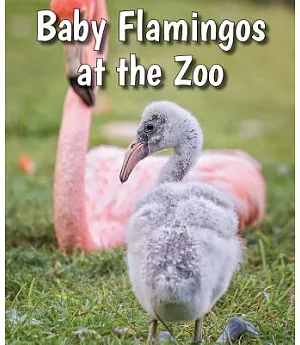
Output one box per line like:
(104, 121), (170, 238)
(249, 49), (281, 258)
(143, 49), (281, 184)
(5, 0), (294, 344)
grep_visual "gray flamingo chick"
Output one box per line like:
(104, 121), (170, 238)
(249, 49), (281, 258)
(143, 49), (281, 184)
(119, 101), (250, 344)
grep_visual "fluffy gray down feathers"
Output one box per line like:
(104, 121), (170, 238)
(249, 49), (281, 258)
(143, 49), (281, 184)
(126, 182), (243, 322)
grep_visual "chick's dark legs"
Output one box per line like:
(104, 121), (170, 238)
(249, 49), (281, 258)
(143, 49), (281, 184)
(147, 318), (158, 344)
(193, 318), (203, 343)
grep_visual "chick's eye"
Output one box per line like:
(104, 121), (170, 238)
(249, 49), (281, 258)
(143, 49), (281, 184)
(145, 124), (154, 132)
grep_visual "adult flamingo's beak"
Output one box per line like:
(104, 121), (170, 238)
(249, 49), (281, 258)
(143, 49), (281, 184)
(50, 0), (95, 107)
(63, 44), (95, 107)
(119, 142), (149, 183)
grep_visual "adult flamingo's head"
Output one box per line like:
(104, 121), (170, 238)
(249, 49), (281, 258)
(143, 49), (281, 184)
(50, 0), (99, 106)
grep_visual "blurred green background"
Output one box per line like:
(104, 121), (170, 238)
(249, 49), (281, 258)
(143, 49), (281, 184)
(6, 1), (294, 344)
(6, 0), (294, 161)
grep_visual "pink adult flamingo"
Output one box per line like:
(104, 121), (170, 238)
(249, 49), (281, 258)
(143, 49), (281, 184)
(51, 0), (266, 253)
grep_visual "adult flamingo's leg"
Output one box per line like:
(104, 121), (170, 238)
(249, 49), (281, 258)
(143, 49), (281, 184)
(51, 0), (109, 252)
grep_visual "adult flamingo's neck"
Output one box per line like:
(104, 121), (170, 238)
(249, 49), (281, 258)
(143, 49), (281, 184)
(53, 0), (109, 252)
(54, 89), (95, 252)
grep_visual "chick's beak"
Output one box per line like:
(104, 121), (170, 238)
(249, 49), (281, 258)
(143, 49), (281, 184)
(119, 142), (149, 183)
(63, 44), (95, 107)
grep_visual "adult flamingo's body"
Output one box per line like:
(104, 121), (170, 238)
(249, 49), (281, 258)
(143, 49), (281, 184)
(51, 0), (266, 253)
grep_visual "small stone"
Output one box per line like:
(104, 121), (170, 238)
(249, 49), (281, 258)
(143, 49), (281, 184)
(157, 331), (176, 344)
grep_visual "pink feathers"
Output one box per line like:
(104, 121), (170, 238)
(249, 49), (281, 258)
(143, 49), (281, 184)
(55, 132), (266, 253)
